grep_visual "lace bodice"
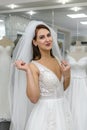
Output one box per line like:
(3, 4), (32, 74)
(0, 45), (14, 68)
(66, 55), (87, 78)
(0, 45), (13, 56)
(32, 61), (64, 99)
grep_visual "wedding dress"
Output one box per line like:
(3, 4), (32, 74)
(25, 60), (73, 130)
(0, 45), (13, 121)
(65, 55), (87, 130)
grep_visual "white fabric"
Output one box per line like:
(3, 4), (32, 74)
(65, 55), (87, 130)
(0, 45), (13, 121)
(10, 20), (62, 130)
(25, 60), (73, 130)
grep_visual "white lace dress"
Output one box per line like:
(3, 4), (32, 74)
(25, 60), (73, 130)
(0, 45), (13, 121)
(65, 55), (87, 130)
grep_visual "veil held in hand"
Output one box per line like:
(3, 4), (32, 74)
(10, 20), (62, 130)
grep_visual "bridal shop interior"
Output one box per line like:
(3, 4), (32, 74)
(0, 0), (87, 130)
(0, 0), (87, 54)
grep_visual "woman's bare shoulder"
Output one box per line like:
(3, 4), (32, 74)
(28, 61), (40, 75)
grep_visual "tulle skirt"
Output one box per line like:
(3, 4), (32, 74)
(65, 77), (87, 130)
(25, 97), (73, 130)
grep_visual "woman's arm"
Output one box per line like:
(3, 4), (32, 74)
(15, 60), (40, 103)
(60, 60), (71, 90)
(63, 72), (70, 90)
(26, 63), (40, 103)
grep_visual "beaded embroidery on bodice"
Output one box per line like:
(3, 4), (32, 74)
(32, 61), (64, 98)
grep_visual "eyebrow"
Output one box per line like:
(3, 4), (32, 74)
(39, 32), (51, 36)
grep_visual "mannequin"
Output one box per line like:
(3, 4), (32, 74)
(65, 40), (87, 130)
(0, 36), (14, 130)
(67, 40), (87, 61)
(0, 36), (14, 47)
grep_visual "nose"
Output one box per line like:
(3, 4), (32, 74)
(45, 36), (50, 41)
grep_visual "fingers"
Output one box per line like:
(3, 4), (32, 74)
(14, 60), (26, 69)
(61, 60), (70, 67)
(60, 60), (71, 77)
(15, 60), (25, 66)
(61, 60), (70, 69)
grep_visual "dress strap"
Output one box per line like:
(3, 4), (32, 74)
(55, 56), (61, 65)
(31, 60), (45, 72)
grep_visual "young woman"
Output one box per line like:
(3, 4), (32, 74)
(10, 21), (73, 130)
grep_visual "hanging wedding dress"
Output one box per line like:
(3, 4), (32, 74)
(65, 55), (87, 130)
(0, 45), (14, 121)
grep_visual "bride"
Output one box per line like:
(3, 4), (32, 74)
(10, 20), (73, 130)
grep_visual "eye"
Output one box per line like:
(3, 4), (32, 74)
(39, 35), (45, 39)
(47, 33), (51, 37)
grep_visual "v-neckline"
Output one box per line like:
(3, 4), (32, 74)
(33, 59), (62, 82)
(67, 55), (87, 63)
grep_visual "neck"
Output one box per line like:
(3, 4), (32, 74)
(41, 55), (52, 60)
(40, 50), (51, 59)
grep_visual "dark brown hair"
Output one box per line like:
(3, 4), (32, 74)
(32, 24), (54, 60)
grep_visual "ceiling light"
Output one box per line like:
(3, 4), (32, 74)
(70, 7), (82, 12)
(58, 0), (70, 4)
(27, 11), (36, 15)
(0, 20), (4, 22)
(67, 13), (87, 18)
(80, 21), (87, 25)
(7, 4), (19, 9)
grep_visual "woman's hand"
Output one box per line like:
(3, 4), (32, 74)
(14, 60), (29, 72)
(60, 60), (71, 90)
(60, 60), (71, 78)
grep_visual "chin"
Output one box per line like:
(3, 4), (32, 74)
(49, 46), (52, 50)
(47, 45), (52, 49)
(45, 47), (52, 51)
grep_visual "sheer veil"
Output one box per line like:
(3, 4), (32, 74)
(9, 20), (62, 130)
